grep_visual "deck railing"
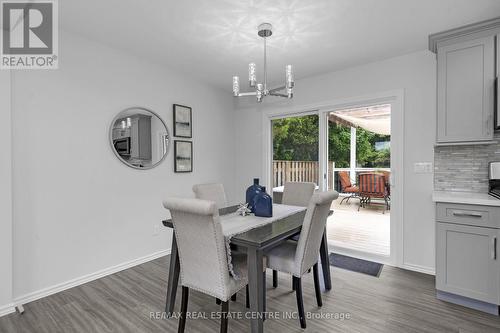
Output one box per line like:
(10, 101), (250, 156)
(273, 160), (336, 188)
(273, 160), (389, 190)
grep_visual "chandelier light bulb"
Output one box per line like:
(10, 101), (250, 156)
(248, 63), (256, 87)
(286, 65), (294, 89)
(232, 76), (240, 97)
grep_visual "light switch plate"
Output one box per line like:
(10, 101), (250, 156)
(414, 162), (433, 174)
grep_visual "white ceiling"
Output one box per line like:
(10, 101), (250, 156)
(60, 0), (500, 91)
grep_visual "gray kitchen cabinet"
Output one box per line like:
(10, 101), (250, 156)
(436, 36), (495, 143)
(436, 222), (500, 304)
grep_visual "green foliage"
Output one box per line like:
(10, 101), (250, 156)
(272, 116), (390, 168)
(354, 127), (390, 168)
(272, 115), (319, 161)
(328, 123), (350, 168)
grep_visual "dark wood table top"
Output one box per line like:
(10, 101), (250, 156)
(163, 205), (332, 250)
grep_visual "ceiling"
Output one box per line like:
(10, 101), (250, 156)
(60, 0), (500, 91)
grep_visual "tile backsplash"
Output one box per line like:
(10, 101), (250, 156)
(434, 132), (500, 193)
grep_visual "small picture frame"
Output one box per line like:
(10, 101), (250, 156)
(174, 140), (193, 173)
(173, 104), (192, 138)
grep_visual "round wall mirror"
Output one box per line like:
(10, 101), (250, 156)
(110, 107), (170, 169)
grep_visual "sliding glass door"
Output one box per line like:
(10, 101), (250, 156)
(271, 114), (319, 202)
(325, 104), (392, 258)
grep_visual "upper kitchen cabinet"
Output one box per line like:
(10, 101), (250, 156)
(429, 18), (500, 145)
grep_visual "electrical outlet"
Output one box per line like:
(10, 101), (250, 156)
(414, 162), (433, 174)
(153, 224), (160, 236)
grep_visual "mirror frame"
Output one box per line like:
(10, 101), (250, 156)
(109, 106), (171, 170)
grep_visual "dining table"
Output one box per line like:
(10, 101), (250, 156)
(162, 204), (333, 333)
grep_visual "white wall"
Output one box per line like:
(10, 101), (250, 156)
(234, 50), (437, 273)
(10, 30), (236, 300)
(0, 71), (13, 314)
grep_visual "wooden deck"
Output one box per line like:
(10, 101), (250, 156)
(327, 196), (390, 256)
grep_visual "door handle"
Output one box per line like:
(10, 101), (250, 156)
(492, 237), (497, 260)
(452, 211), (483, 218)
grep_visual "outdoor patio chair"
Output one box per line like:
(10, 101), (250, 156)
(338, 171), (359, 205)
(358, 173), (390, 213)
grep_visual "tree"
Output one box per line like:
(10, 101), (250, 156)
(272, 116), (390, 168)
(272, 115), (319, 161)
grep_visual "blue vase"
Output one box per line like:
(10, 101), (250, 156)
(246, 178), (263, 212)
(253, 186), (273, 217)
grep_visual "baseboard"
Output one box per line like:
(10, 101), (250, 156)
(14, 249), (171, 307)
(0, 303), (15, 318)
(402, 262), (435, 275)
(437, 290), (499, 316)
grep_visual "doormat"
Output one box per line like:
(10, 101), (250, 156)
(329, 253), (383, 277)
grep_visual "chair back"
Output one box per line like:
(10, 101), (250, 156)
(358, 173), (387, 197)
(379, 171), (391, 195)
(282, 182), (316, 207)
(338, 171), (352, 191)
(192, 183), (227, 208)
(163, 197), (231, 298)
(295, 191), (339, 275)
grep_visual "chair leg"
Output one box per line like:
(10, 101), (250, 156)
(293, 276), (306, 329)
(178, 286), (189, 333)
(262, 272), (266, 321)
(272, 270), (278, 288)
(220, 300), (229, 333)
(312, 263), (323, 307)
(231, 294), (237, 301)
(245, 285), (249, 308)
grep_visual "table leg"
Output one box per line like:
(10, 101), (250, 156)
(247, 247), (264, 333)
(165, 233), (180, 317)
(319, 228), (332, 291)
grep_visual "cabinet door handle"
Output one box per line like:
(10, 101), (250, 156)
(493, 237), (497, 260)
(452, 211), (483, 218)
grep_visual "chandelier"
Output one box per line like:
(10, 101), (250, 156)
(232, 23), (294, 102)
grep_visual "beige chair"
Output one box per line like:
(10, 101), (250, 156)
(163, 197), (249, 333)
(272, 181), (316, 287)
(192, 183), (228, 208)
(281, 181), (316, 207)
(265, 191), (339, 329)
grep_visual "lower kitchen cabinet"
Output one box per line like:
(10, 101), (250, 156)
(436, 222), (500, 304)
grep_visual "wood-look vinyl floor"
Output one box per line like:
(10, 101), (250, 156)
(1, 255), (500, 332)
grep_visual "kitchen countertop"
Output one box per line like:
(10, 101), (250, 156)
(433, 191), (500, 206)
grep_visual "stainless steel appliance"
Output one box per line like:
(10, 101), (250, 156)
(489, 161), (500, 199)
(113, 137), (131, 156)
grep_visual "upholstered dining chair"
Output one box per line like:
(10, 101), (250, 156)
(272, 181), (316, 288)
(281, 181), (316, 207)
(192, 183), (228, 208)
(163, 197), (253, 333)
(265, 191), (339, 329)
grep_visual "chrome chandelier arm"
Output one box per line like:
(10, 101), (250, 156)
(268, 85), (286, 94)
(236, 92), (257, 97)
(268, 92), (288, 98)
